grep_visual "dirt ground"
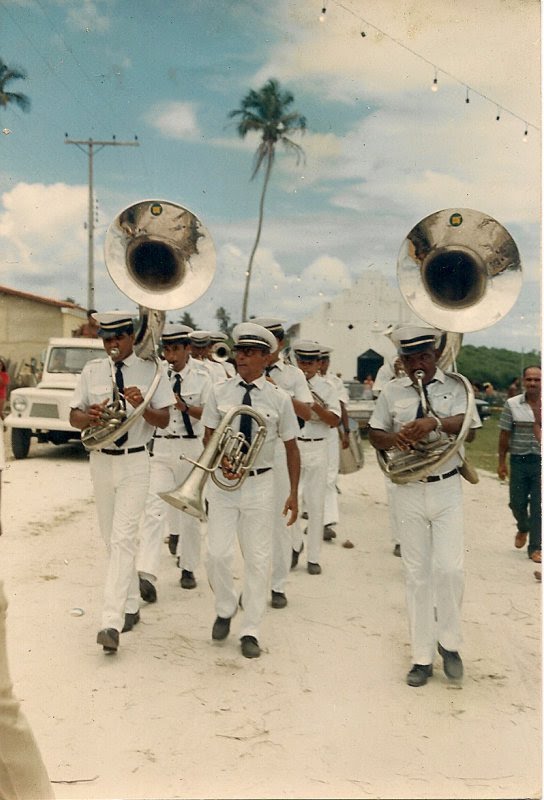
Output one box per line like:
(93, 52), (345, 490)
(1, 434), (541, 800)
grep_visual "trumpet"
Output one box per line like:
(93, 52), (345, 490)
(210, 342), (232, 363)
(159, 405), (267, 520)
(308, 387), (329, 421)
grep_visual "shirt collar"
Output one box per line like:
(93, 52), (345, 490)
(237, 373), (267, 390)
(399, 366), (445, 388)
(112, 351), (137, 367)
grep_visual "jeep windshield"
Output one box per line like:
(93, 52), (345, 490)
(47, 347), (106, 374)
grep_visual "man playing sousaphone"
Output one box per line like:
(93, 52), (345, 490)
(202, 322), (300, 659)
(368, 324), (481, 687)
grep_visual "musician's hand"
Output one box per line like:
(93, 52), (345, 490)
(88, 401), (109, 425)
(123, 386), (144, 408)
(497, 463), (508, 481)
(341, 430), (350, 449)
(400, 417), (436, 443)
(220, 456), (242, 481)
(282, 492), (298, 527)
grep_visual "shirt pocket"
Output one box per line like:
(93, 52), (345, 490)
(430, 391), (455, 417)
(90, 384), (113, 405)
(392, 398), (417, 428)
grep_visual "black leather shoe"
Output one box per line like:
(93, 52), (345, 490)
(241, 635), (261, 659)
(291, 542), (304, 570)
(393, 543), (401, 557)
(323, 524), (336, 541)
(271, 591), (287, 609)
(121, 610), (140, 633)
(212, 616), (231, 641)
(97, 628), (119, 652)
(438, 643), (464, 680)
(406, 664), (433, 686)
(168, 533), (179, 555)
(180, 570), (197, 590)
(139, 577), (157, 603)
(307, 562), (322, 575)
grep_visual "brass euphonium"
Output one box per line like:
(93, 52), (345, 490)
(377, 208), (522, 484)
(159, 405), (267, 520)
(81, 199), (216, 449)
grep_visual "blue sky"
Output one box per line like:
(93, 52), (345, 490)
(1, 0), (540, 352)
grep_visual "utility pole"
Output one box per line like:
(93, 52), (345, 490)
(64, 135), (139, 309)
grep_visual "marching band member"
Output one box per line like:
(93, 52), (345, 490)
(189, 330), (227, 385)
(202, 323), (300, 658)
(291, 341), (340, 575)
(137, 324), (212, 601)
(69, 312), (174, 653)
(368, 325), (481, 687)
(319, 347), (349, 541)
(251, 317), (313, 608)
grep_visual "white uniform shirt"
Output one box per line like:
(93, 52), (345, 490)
(299, 373), (341, 440)
(164, 359), (212, 439)
(324, 372), (349, 404)
(71, 352), (175, 449)
(369, 367), (481, 475)
(203, 358), (228, 385)
(202, 373), (299, 469)
(267, 359), (313, 404)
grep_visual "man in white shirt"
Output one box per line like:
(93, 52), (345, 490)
(319, 347), (350, 541)
(291, 340), (341, 575)
(189, 330), (227, 385)
(70, 311), (174, 653)
(137, 323), (212, 600)
(251, 317), (313, 608)
(202, 323), (300, 658)
(368, 325), (480, 687)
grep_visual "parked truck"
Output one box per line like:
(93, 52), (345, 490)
(4, 337), (107, 458)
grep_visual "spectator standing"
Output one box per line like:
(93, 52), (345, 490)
(498, 365), (542, 563)
(0, 360), (9, 419)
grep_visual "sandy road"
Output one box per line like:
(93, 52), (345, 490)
(1, 437), (540, 799)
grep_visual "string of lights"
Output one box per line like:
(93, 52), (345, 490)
(317, 0), (539, 139)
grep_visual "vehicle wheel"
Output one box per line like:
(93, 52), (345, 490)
(11, 428), (31, 459)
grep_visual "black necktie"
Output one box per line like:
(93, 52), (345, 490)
(415, 379), (436, 419)
(239, 382), (256, 449)
(173, 373), (195, 437)
(114, 361), (128, 447)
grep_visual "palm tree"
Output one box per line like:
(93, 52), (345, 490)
(0, 59), (31, 113)
(229, 79), (306, 320)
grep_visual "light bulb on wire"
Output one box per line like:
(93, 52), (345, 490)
(431, 70), (438, 92)
(319, 6), (327, 22)
(496, 107), (501, 122)
(523, 125), (528, 142)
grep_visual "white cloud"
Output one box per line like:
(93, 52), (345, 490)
(66, 0), (111, 33)
(145, 101), (201, 140)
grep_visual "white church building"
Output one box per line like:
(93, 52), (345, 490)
(288, 269), (421, 380)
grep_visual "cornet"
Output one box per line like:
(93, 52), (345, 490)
(159, 405), (267, 520)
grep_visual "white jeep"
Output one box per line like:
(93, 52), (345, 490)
(5, 337), (107, 459)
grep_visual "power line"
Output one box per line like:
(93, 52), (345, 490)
(320, 0), (539, 135)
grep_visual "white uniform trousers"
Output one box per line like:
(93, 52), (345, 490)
(270, 441), (291, 593)
(385, 478), (400, 545)
(137, 437), (202, 580)
(206, 470), (275, 640)
(323, 427), (339, 526)
(394, 476), (464, 664)
(90, 450), (150, 632)
(0, 582), (54, 800)
(292, 438), (328, 564)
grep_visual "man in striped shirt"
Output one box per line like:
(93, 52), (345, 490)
(498, 365), (541, 563)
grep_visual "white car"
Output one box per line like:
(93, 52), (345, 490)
(5, 337), (107, 459)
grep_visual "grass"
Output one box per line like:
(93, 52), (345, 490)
(463, 412), (501, 474)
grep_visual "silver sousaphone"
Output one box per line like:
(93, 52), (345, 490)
(377, 208), (522, 484)
(81, 199), (216, 449)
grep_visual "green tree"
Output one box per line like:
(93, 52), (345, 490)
(229, 78), (306, 321)
(177, 311), (198, 329)
(215, 306), (234, 337)
(0, 59), (30, 112)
